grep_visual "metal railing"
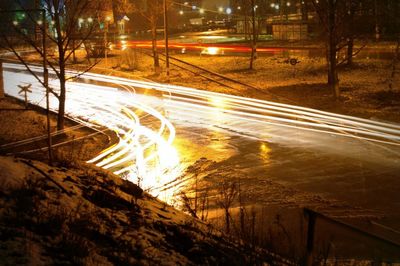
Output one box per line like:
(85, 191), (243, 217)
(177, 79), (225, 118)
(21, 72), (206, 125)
(304, 208), (400, 265)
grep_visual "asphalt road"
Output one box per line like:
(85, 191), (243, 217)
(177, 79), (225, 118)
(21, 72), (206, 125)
(3, 63), (400, 232)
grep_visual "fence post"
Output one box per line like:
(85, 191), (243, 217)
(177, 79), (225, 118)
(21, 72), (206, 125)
(0, 59), (4, 99)
(305, 208), (317, 266)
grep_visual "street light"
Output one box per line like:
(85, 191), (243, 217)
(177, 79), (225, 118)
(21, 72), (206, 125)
(78, 17), (84, 28)
(226, 8), (232, 15)
(199, 8), (204, 14)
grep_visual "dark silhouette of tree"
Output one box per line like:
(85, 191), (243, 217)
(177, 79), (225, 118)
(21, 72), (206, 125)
(311, 0), (343, 98)
(310, 0), (373, 98)
(132, 0), (172, 71)
(216, 180), (237, 234)
(0, 0), (105, 130)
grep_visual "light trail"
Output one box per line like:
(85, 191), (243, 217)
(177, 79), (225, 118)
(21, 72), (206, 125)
(71, 67), (400, 147)
(3, 63), (400, 199)
(3, 64), (181, 194)
(115, 40), (283, 55)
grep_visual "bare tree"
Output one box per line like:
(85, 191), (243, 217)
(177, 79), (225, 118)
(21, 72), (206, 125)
(180, 191), (198, 218)
(199, 187), (209, 221)
(233, 0), (264, 70)
(179, 173), (210, 221)
(383, 1), (400, 91)
(344, 0), (356, 66)
(311, 0), (369, 98)
(133, 0), (171, 71)
(0, 0), (103, 130)
(216, 180), (237, 234)
(311, 0), (345, 98)
(110, 0), (134, 31)
(0, 60), (4, 99)
(232, 0), (251, 40)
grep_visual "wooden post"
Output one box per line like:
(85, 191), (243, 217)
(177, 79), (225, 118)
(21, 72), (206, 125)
(0, 60), (4, 99)
(24, 90), (28, 109)
(305, 208), (317, 266)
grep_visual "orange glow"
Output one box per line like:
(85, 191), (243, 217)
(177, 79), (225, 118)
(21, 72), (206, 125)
(115, 40), (283, 55)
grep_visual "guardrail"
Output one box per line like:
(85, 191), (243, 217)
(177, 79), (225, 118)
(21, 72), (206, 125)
(304, 208), (400, 265)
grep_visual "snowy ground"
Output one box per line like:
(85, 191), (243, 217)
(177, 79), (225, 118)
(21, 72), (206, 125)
(0, 97), (109, 164)
(0, 155), (276, 265)
(2, 47), (400, 262)
(100, 47), (400, 124)
(0, 99), (275, 265)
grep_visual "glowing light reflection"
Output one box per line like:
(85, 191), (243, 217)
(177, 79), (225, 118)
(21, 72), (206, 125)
(4, 63), (400, 203)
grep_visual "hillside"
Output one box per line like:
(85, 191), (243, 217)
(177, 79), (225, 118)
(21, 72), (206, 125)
(0, 156), (271, 265)
(0, 97), (274, 265)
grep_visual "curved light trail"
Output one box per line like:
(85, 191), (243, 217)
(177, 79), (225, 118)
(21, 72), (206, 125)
(3, 62), (400, 198)
(3, 63), (181, 193)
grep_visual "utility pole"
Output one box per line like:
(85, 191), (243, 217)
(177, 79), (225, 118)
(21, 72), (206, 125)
(164, 0), (170, 77)
(42, 10), (53, 165)
(249, 0), (257, 70)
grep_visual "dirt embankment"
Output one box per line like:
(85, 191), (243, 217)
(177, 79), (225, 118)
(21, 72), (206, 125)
(0, 97), (272, 265)
(0, 97), (110, 164)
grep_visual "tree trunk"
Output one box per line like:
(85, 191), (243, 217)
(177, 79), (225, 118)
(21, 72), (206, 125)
(244, 13), (248, 41)
(328, 44), (340, 99)
(301, 0), (308, 21)
(346, 1), (355, 66)
(0, 60), (4, 99)
(240, 207), (245, 237)
(151, 20), (160, 70)
(389, 38), (400, 91)
(57, 62), (66, 130)
(72, 39), (77, 64)
(225, 209), (230, 234)
(194, 174), (198, 214)
(347, 37), (354, 66)
(327, 0), (340, 98)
